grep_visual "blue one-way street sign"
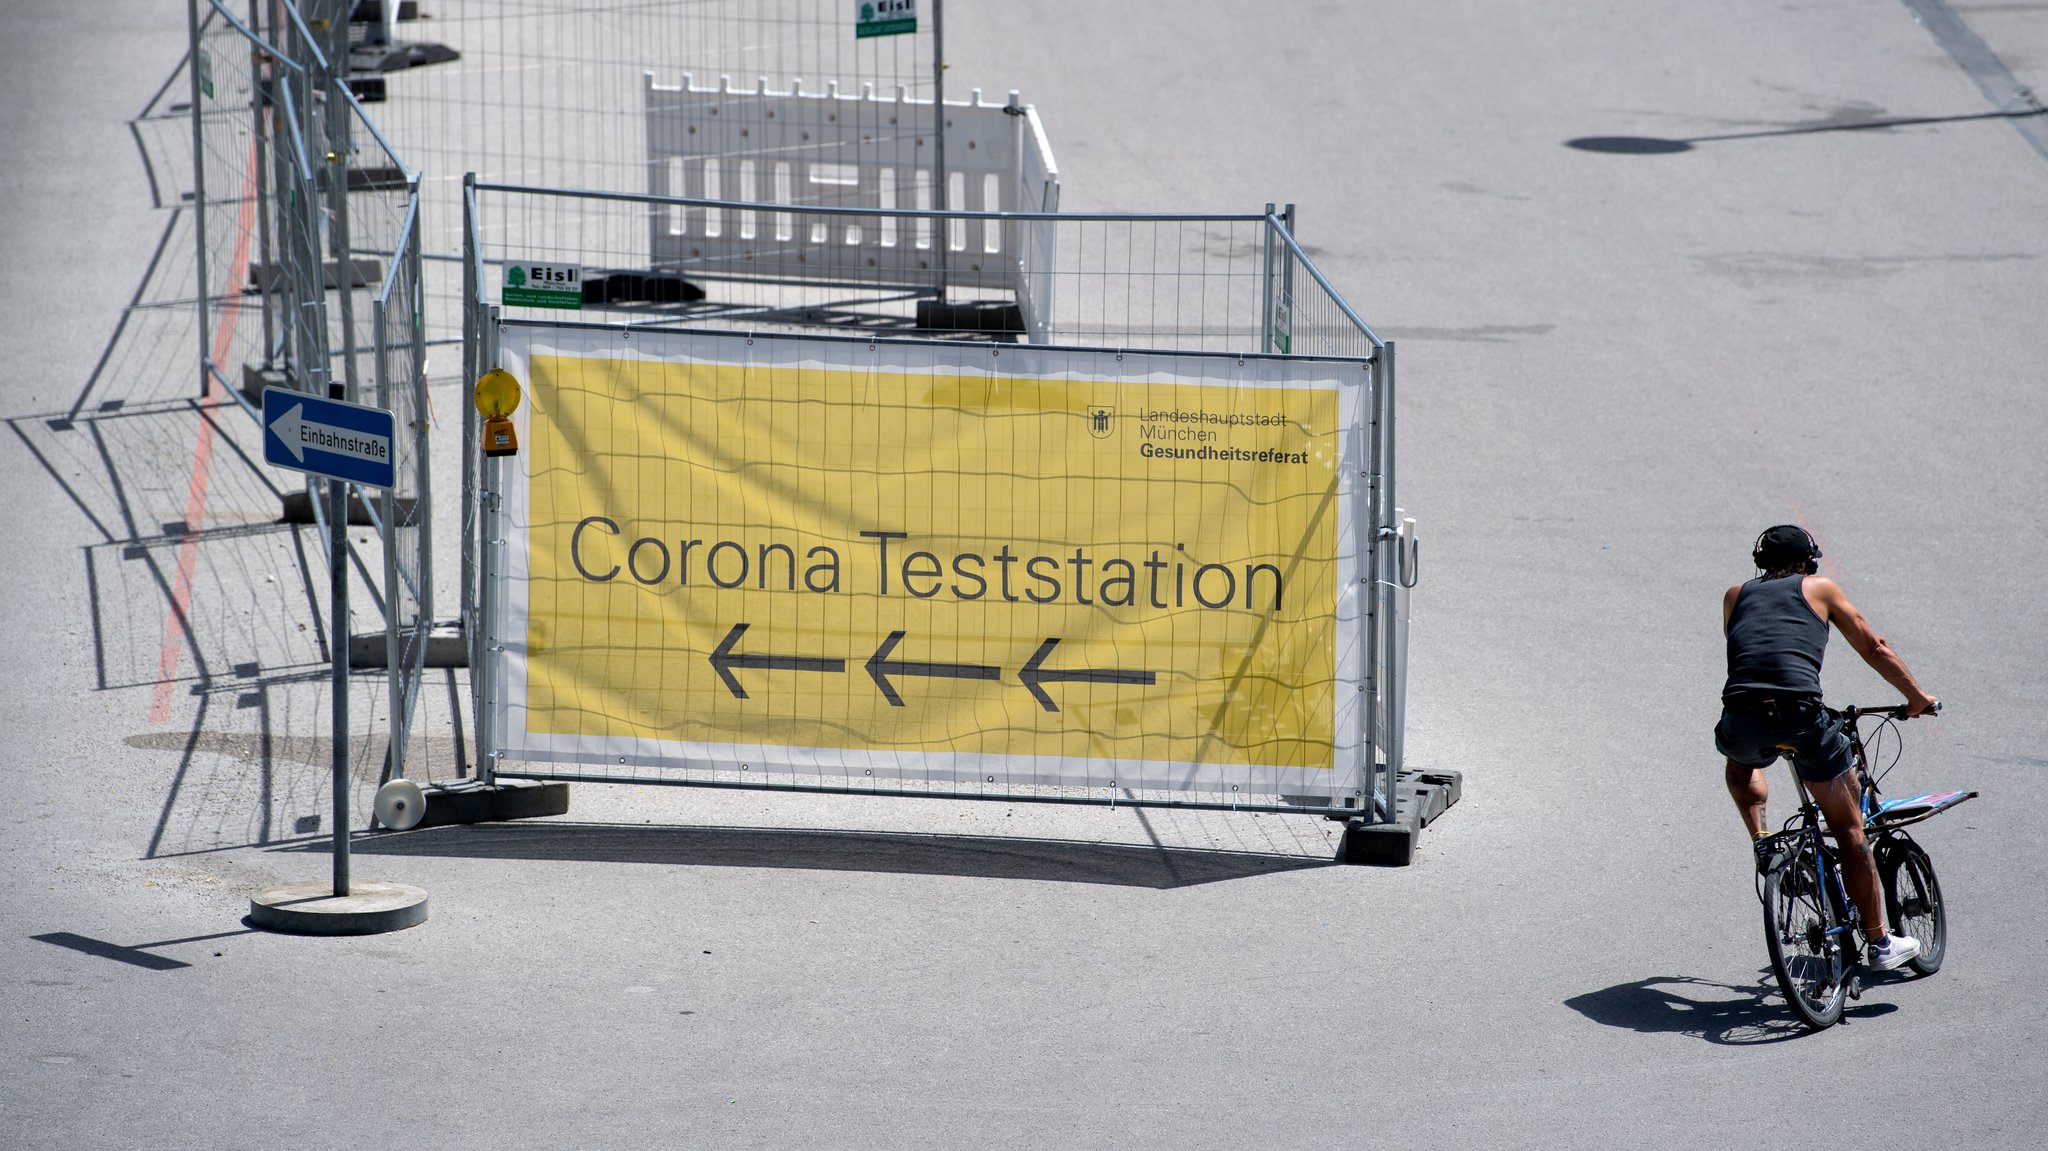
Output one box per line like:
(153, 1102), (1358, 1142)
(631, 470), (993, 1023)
(262, 387), (396, 489)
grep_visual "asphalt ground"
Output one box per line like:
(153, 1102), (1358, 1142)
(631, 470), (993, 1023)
(4, 2), (2045, 1147)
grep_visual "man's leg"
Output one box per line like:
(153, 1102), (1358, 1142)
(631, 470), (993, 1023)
(1803, 771), (1888, 940)
(1725, 761), (1768, 838)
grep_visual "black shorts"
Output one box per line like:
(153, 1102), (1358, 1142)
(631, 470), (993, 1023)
(1715, 695), (1853, 783)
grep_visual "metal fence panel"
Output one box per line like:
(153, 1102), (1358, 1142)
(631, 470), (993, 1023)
(464, 186), (1403, 819)
(374, 187), (431, 777)
(1267, 218), (1403, 815)
(476, 185), (1282, 356)
(187, 1), (274, 406)
(485, 323), (1373, 815)
(347, 0), (955, 370)
(190, 0), (433, 783)
(177, 0), (1409, 831)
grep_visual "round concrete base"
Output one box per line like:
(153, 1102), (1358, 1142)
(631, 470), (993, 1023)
(248, 880), (429, 936)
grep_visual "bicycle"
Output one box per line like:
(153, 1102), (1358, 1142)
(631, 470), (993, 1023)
(1754, 701), (1975, 1030)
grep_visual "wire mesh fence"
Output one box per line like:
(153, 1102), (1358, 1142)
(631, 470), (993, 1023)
(1266, 218), (1385, 362)
(189, 1), (277, 405)
(333, 105), (415, 404)
(369, 0), (941, 195)
(351, 0), (958, 359)
(172, 0), (1410, 819)
(372, 192), (432, 777)
(463, 186), (1406, 817)
(1263, 223), (1405, 803)
(188, 0), (435, 781)
(470, 186), (1315, 357)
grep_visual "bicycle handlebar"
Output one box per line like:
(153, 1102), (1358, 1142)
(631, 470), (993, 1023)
(1833, 700), (1942, 721)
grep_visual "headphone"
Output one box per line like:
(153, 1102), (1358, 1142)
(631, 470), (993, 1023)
(1752, 524), (1821, 574)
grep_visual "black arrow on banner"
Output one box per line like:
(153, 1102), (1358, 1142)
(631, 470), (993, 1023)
(864, 630), (1002, 706)
(708, 623), (847, 700)
(1018, 637), (1158, 713)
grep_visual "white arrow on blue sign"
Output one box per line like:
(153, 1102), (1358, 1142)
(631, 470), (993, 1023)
(261, 386), (396, 489)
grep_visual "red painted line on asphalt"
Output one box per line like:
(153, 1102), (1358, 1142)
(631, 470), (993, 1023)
(151, 137), (258, 724)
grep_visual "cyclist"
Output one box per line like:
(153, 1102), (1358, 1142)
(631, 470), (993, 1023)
(1717, 524), (1939, 972)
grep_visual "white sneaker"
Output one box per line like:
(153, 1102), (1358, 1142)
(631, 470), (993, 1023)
(1868, 933), (1922, 971)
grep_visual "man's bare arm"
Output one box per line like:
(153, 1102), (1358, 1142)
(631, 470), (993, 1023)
(1807, 577), (1937, 714)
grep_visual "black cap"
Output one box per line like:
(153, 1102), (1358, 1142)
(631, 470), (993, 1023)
(1752, 524), (1821, 570)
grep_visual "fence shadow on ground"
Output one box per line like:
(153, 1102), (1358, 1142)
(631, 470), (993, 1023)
(1567, 106), (2048, 155)
(1564, 973), (1899, 1044)
(298, 820), (1336, 889)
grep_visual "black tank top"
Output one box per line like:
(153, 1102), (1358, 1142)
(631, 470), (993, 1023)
(1724, 575), (1829, 700)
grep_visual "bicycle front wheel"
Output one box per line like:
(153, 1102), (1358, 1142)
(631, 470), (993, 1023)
(1763, 851), (1849, 1029)
(1883, 839), (1947, 975)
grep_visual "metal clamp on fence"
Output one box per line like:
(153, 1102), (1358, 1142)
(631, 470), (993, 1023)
(1377, 519), (1420, 588)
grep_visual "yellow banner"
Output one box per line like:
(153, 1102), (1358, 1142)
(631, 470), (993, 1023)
(518, 347), (1346, 772)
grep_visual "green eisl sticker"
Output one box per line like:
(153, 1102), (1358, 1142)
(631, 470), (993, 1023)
(503, 263), (584, 310)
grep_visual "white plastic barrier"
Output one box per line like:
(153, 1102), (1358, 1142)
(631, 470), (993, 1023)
(1011, 96), (1059, 342)
(645, 74), (1060, 336)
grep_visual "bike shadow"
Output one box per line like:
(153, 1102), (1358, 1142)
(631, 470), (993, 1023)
(1565, 973), (1899, 1044)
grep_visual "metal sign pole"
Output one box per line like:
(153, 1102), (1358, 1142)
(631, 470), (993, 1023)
(328, 471), (351, 896)
(249, 381), (425, 932)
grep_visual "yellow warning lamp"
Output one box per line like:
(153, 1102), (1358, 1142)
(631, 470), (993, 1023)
(474, 368), (523, 457)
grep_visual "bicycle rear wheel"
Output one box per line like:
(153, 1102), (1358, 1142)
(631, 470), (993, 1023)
(1883, 839), (1946, 975)
(1763, 849), (1849, 1029)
